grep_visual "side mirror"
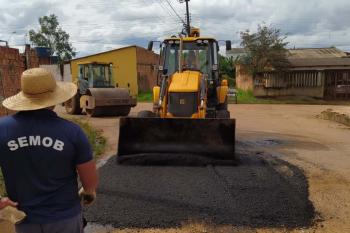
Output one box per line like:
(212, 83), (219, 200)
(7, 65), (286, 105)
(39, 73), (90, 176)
(226, 40), (232, 51)
(148, 41), (154, 51)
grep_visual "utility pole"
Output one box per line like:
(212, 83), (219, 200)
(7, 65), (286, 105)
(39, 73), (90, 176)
(179, 0), (191, 36)
(185, 0), (190, 35)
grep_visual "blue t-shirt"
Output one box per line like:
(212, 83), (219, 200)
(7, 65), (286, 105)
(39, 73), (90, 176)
(0, 109), (93, 224)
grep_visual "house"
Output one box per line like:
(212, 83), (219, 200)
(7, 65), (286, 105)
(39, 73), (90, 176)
(22, 44), (40, 69)
(234, 47), (350, 99)
(70, 46), (159, 95)
(34, 47), (58, 65)
(226, 48), (247, 61)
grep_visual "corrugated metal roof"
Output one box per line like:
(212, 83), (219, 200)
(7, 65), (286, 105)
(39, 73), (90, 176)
(287, 48), (350, 68)
(227, 48), (247, 54)
(289, 58), (350, 68)
(71, 45), (138, 61)
(288, 47), (347, 59)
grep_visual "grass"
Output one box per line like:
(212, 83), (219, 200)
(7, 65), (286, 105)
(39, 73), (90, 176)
(0, 119), (106, 196)
(138, 92), (153, 102)
(232, 89), (264, 104)
(230, 89), (350, 105)
(135, 89), (349, 105)
(229, 89), (284, 104)
(69, 118), (107, 159)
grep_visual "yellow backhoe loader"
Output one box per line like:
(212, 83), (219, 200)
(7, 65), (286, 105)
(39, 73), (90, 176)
(65, 62), (136, 117)
(117, 28), (236, 164)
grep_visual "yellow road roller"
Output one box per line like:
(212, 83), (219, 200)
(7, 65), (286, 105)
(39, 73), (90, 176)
(65, 62), (136, 117)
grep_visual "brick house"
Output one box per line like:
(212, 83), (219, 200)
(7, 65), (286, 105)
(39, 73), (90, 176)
(0, 44), (39, 116)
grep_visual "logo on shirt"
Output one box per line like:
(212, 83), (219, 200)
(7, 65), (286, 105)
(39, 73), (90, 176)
(7, 136), (65, 152)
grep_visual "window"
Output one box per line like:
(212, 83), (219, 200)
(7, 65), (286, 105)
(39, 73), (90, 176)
(163, 41), (213, 79)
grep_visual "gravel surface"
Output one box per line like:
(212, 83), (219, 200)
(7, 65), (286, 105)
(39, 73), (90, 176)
(84, 139), (314, 229)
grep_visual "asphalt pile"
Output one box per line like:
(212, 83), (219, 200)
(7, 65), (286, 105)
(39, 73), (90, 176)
(84, 146), (314, 229)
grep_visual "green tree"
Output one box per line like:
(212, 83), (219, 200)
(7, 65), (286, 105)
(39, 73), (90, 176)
(29, 14), (76, 62)
(240, 25), (289, 76)
(219, 55), (235, 86)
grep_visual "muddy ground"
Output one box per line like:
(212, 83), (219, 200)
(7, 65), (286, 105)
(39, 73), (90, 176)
(2, 104), (350, 233)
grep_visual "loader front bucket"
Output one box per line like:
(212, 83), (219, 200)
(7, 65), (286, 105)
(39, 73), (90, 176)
(117, 117), (236, 165)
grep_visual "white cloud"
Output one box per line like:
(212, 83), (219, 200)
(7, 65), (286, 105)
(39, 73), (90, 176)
(0, 0), (349, 55)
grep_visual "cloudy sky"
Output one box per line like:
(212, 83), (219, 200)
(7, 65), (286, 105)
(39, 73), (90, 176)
(0, 0), (349, 57)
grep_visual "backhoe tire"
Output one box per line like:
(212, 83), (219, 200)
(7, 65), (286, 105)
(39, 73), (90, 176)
(216, 110), (230, 119)
(217, 97), (228, 110)
(65, 94), (82, 115)
(137, 110), (156, 118)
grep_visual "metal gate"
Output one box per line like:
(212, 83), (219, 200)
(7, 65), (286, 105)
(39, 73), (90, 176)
(324, 70), (350, 100)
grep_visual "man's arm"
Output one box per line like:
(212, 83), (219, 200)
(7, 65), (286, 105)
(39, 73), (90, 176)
(77, 160), (98, 193)
(77, 160), (98, 206)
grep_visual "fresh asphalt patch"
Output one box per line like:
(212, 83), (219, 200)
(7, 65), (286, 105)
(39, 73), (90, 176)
(84, 141), (315, 229)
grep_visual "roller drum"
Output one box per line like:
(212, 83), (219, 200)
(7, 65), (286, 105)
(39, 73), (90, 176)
(82, 88), (136, 117)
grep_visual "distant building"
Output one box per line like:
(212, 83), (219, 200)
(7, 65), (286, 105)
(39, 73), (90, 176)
(234, 47), (350, 100)
(226, 48), (247, 61)
(22, 44), (40, 69)
(70, 46), (159, 95)
(34, 47), (58, 65)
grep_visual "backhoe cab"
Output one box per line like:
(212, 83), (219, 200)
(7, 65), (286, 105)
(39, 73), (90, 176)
(151, 28), (231, 118)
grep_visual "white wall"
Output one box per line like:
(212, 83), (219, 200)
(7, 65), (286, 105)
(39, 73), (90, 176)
(40, 64), (72, 82)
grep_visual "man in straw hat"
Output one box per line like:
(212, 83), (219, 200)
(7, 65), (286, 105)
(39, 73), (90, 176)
(0, 68), (98, 233)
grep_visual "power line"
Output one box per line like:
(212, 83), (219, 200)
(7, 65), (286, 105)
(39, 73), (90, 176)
(163, 0), (186, 25)
(153, 0), (179, 22)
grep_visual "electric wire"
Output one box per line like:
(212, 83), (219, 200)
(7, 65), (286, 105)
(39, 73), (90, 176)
(163, 0), (186, 25)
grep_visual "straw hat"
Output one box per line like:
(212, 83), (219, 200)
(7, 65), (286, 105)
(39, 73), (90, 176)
(2, 68), (77, 111)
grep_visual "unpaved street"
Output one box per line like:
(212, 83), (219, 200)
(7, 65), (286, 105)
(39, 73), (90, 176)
(58, 104), (350, 232)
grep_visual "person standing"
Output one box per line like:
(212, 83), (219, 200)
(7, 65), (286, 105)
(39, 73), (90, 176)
(0, 68), (98, 233)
